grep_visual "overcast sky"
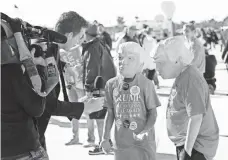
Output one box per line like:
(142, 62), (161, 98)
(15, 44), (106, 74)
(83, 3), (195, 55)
(1, 0), (227, 27)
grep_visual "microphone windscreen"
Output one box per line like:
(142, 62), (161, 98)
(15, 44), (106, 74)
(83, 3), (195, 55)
(43, 30), (67, 44)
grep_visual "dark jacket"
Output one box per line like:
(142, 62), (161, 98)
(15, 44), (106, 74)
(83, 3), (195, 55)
(101, 31), (112, 50)
(1, 64), (46, 158)
(82, 37), (116, 92)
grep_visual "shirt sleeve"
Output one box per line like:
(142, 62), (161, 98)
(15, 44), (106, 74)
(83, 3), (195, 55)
(144, 80), (161, 110)
(183, 78), (206, 117)
(104, 80), (114, 109)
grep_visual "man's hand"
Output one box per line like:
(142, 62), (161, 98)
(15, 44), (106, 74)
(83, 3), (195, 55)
(31, 48), (47, 66)
(100, 139), (112, 154)
(179, 149), (191, 160)
(133, 130), (148, 141)
(9, 18), (22, 33)
(83, 97), (104, 114)
(78, 93), (93, 103)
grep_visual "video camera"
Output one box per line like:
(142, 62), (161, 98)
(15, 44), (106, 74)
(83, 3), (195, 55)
(1, 12), (67, 95)
(1, 12), (67, 60)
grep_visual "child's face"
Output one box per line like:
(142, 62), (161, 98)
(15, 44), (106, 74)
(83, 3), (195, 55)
(153, 45), (183, 79)
(155, 59), (182, 79)
(118, 52), (140, 78)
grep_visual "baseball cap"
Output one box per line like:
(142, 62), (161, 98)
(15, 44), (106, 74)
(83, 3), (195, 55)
(153, 36), (194, 66)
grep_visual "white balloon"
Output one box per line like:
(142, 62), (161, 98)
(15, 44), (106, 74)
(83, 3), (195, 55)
(161, 1), (176, 19)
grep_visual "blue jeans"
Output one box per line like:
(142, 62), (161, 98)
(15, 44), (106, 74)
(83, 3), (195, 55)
(1, 147), (49, 160)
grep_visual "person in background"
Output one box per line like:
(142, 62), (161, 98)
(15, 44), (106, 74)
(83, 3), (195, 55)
(36, 11), (104, 152)
(138, 24), (160, 89)
(82, 24), (116, 155)
(93, 20), (99, 26)
(183, 23), (206, 75)
(98, 23), (113, 51)
(62, 45), (85, 146)
(115, 25), (139, 52)
(153, 36), (219, 160)
(204, 50), (217, 94)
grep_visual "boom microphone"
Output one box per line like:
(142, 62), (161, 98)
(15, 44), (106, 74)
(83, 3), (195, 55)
(1, 12), (67, 44)
(42, 30), (67, 44)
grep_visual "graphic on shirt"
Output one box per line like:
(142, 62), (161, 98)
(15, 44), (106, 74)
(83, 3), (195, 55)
(60, 47), (83, 89)
(167, 88), (177, 119)
(114, 84), (142, 125)
(129, 121), (137, 130)
(130, 86), (140, 96)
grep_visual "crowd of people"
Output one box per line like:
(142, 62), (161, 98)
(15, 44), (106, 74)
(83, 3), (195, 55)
(1, 10), (227, 160)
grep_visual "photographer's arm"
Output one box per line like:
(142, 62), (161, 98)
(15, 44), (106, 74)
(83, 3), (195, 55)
(12, 20), (42, 93)
(47, 94), (103, 119)
(13, 72), (46, 117)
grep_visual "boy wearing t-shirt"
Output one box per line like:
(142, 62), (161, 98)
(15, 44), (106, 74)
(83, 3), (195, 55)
(100, 42), (161, 160)
(153, 36), (219, 160)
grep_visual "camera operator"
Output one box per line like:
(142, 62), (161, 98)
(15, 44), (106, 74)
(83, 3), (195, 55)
(1, 18), (48, 159)
(36, 11), (104, 151)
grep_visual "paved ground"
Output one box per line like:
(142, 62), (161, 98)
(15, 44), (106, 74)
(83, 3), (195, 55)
(45, 45), (228, 159)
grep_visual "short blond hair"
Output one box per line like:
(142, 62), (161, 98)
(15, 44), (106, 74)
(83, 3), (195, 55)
(118, 42), (146, 64)
(153, 36), (194, 66)
(118, 42), (148, 72)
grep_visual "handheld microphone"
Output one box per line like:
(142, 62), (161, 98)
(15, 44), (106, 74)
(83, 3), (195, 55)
(93, 76), (104, 97)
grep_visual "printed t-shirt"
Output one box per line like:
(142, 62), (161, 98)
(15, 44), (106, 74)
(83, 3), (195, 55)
(105, 73), (161, 160)
(166, 66), (219, 160)
(60, 46), (84, 90)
